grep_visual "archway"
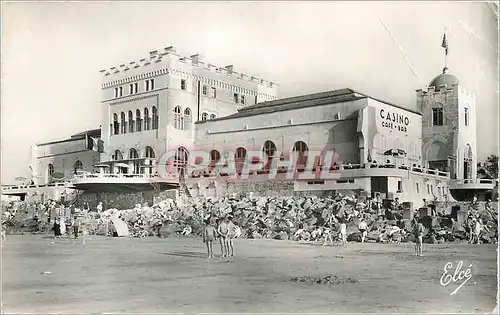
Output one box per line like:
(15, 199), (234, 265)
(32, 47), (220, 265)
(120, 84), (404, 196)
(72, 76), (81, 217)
(129, 148), (140, 174)
(48, 163), (54, 183)
(292, 141), (309, 170)
(73, 160), (83, 175)
(235, 147), (247, 174)
(113, 150), (123, 160)
(175, 147), (189, 179)
(262, 140), (277, 171)
(145, 146), (155, 158)
(426, 141), (448, 172)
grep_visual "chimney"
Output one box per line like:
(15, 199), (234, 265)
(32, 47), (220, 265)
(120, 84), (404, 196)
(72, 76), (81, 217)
(190, 54), (200, 65)
(164, 46), (176, 53)
(225, 65), (234, 74)
(149, 50), (158, 57)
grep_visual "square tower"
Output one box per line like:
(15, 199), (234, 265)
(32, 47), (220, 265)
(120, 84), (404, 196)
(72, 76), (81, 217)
(416, 67), (477, 180)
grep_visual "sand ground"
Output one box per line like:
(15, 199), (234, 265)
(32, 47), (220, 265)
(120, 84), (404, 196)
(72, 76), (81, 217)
(1, 235), (497, 313)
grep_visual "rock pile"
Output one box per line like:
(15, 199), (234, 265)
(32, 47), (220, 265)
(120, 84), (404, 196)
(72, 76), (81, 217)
(3, 195), (498, 244)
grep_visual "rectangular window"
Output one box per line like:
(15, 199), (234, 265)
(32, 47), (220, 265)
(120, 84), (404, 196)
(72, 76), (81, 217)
(181, 79), (186, 90)
(234, 93), (239, 103)
(241, 95), (245, 105)
(464, 108), (469, 126)
(211, 87), (216, 98)
(118, 87), (123, 97)
(145, 80), (149, 91)
(202, 85), (207, 95)
(427, 184), (430, 194)
(397, 180), (402, 192)
(334, 112), (341, 120)
(129, 83), (138, 95)
(150, 79), (154, 90)
(432, 108), (444, 126)
(430, 185), (433, 195)
(114, 88), (118, 98)
(416, 183), (420, 194)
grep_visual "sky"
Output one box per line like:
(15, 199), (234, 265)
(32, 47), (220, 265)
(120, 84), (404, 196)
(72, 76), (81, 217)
(1, 1), (498, 184)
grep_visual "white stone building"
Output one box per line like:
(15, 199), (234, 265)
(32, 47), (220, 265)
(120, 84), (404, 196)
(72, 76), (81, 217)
(98, 47), (278, 177)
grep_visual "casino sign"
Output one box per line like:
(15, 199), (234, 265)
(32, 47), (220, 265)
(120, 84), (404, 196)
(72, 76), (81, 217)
(379, 109), (410, 133)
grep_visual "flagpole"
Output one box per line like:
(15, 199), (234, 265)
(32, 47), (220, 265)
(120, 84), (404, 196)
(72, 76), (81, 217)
(444, 27), (447, 69)
(441, 26), (448, 69)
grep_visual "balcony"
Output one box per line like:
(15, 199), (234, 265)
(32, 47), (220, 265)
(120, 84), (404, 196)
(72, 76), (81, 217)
(1, 182), (71, 197)
(70, 173), (179, 192)
(340, 162), (450, 179)
(449, 178), (497, 201)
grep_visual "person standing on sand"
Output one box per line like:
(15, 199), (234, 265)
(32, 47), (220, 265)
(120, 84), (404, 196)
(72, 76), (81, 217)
(472, 218), (483, 245)
(217, 216), (231, 257)
(339, 222), (347, 246)
(53, 219), (62, 238)
(203, 219), (218, 258)
(414, 222), (424, 256)
(226, 216), (238, 257)
(358, 218), (368, 243)
(73, 216), (80, 239)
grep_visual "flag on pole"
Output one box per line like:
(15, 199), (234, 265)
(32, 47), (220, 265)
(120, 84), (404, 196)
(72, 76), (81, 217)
(86, 134), (104, 152)
(441, 33), (449, 55)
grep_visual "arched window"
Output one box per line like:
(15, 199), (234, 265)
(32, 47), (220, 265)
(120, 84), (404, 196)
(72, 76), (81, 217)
(175, 147), (189, 178)
(129, 148), (139, 159)
(235, 147), (247, 174)
(262, 140), (276, 170)
(73, 160), (83, 175)
(174, 106), (183, 130)
(145, 146), (155, 158)
(184, 108), (192, 130)
(128, 110), (134, 133)
(210, 113), (217, 120)
(152, 106), (159, 129)
(209, 150), (220, 168)
(293, 141), (309, 168)
(113, 150), (123, 160)
(464, 107), (469, 126)
(144, 108), (151, 130)
(113, 113), (119, 135)
(201, 112), (208, 121)
(48, 163), (55, 182)
(136, 109), (142, 132)
(262, 140), (276, 158)
(121, 112), (127, 134)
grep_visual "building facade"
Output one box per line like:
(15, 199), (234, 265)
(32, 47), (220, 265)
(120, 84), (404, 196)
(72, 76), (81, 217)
(417, 67), (478, 181)
(98, 47), (278, 176)
(30, 129), (102, 185)
(190, 88), (446, 206)
(6, 47), (493, 207)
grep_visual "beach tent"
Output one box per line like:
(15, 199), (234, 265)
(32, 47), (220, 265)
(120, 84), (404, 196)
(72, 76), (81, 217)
(109, 216), (129, 237)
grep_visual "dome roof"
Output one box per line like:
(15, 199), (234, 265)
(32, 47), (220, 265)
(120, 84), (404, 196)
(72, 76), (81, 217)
(429, 67), (459, 90)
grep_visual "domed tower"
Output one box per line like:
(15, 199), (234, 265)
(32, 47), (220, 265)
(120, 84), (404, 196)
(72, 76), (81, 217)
(416, 61), (478, 181)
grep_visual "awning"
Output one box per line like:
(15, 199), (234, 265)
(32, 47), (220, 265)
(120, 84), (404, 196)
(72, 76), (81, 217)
(384, 149), (407, 156)
(116, 163), (131, 168)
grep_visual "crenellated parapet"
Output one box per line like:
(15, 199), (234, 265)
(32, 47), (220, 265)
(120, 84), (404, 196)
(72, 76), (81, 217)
(99, 45), (278, 90)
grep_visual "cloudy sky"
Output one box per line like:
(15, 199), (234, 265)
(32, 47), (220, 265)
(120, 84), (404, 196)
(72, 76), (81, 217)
(1, 1), (498, 184)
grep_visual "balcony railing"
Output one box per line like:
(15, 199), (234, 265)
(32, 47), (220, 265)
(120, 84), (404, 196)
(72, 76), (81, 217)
(2, 182), (70, 191)
(72, 172), (179, 183)
(187, 162), (451, 179)
(451, 179), (497, 185)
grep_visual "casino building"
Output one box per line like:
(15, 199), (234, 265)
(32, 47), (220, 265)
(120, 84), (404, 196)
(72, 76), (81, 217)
(3, 46), (495, 206)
